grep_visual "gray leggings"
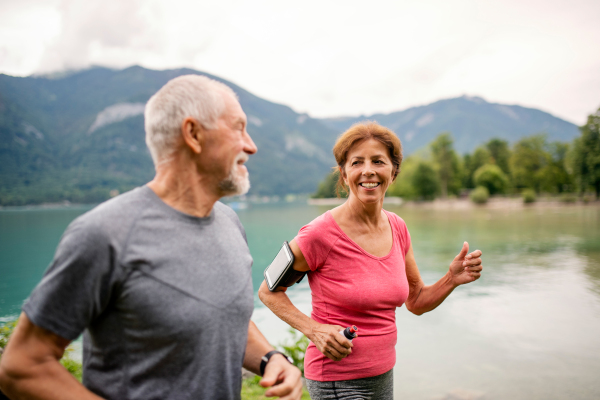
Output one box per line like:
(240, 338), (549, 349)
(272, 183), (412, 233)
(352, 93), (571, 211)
(305, 369), (393, 400)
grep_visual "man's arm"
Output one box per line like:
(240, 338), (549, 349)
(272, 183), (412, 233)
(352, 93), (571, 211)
(243, 321), (302, 400)
(0, 313), (104, 400)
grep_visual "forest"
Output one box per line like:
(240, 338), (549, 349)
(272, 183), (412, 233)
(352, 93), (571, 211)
(313, 107), (600, 203)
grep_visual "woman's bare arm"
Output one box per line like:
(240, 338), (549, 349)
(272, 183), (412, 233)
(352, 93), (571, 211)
(405, 242), (482, 315)
(258, 239), (353, 361)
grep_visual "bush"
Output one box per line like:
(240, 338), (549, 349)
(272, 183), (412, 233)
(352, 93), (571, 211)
(473, 164), (509, 195)
(278, 328), (309, 375)
(470, 186), (490, 204)
(0, 320), (17, 350)
(1, 319), (83, 382)
(522, 189), (536, 204)
(560, 193), (577, 203)
(241, 375), (311, 399)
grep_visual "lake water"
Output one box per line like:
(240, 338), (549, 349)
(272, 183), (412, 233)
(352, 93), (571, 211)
(1, 201), (599, 400)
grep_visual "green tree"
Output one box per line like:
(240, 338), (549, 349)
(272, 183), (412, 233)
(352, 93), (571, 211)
(473, 164), (509, 195)
(510, 134), (550, 192)
(570, 107), (600, 198)
(411, 161), (440, 200)
(311, 170), (346, 198)
(540, 142), (571, 193)
(387, 156), (418, 199)
(463, 146), (491, 188)
(486, 138), (511, 175)
(430, 132), (461, 198)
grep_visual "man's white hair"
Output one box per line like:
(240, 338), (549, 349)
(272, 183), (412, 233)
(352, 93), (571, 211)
(144, 74), (238, 165)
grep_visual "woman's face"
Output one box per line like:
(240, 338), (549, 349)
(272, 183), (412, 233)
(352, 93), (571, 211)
(342, 138), (395, 203)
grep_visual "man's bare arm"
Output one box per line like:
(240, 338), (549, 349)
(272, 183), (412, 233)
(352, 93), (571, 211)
(243, 321), (302, 399)
(0, 313), (104, 400)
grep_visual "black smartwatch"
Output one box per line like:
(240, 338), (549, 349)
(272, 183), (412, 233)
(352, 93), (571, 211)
(260, 350), (293, 376)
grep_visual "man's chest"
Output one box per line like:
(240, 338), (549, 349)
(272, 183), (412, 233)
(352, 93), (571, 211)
(112, 220), (254, 340)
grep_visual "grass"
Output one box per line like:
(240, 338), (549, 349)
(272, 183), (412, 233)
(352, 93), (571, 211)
(241, 375), (311, 399)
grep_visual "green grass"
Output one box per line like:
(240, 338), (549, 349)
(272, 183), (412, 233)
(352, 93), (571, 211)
(241, 375), (311, 399)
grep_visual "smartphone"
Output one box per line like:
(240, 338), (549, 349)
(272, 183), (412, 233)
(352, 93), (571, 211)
(264, 241), (296, 291)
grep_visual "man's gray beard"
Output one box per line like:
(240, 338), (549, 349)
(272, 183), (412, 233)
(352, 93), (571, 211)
(218, 169), (250, 196)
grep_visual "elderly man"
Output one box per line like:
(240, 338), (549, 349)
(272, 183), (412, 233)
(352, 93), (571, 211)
(0, 75), (302, 400)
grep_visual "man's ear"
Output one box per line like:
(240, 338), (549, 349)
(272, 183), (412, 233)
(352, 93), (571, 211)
(181, 117), (204, 154)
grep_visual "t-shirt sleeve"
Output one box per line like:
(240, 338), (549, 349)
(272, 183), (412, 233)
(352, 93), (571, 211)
(22, 217), (123, 341)
(294, 215), (337, 271)
(402, 221), (412, 255)
(388, 211), (411, 255)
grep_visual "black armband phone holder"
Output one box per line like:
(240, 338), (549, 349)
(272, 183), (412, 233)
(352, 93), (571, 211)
(263, 241), (307, 291)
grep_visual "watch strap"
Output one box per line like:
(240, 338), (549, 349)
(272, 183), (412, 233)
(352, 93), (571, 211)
(259, 350), (292, 376)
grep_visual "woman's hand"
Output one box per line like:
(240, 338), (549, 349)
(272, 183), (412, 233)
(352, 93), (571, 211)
(449, 241), (483, 286)
(306, 322), (353, 361)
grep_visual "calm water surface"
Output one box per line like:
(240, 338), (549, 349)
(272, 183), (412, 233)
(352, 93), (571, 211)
(1, 201), (599, 399)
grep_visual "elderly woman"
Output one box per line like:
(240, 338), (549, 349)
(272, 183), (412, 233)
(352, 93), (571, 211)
(258, 122), (483, 400)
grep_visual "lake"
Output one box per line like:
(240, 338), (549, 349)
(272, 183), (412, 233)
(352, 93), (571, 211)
(1, 200), (599, 400)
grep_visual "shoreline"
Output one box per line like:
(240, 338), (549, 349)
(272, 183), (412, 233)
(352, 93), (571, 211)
(308, 196), (600, 210)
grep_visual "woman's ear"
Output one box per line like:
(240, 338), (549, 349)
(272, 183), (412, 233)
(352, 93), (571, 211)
(181, 117), (204, 154)
(339, 166), (348, 186)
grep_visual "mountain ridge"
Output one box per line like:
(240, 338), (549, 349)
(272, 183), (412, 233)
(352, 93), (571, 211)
(0, 66), (581, 205)
(320, 95), (579, 155)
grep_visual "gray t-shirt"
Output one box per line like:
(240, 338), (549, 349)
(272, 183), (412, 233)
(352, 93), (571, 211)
(23, 186), (254, 400)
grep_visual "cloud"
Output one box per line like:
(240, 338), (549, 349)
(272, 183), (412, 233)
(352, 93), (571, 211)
(0, 0), (599, 124)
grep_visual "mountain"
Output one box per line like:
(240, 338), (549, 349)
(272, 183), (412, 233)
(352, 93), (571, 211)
(0, 66), (339, 205)
(321, 96), (580, 155)
(0, 67), (582, 206)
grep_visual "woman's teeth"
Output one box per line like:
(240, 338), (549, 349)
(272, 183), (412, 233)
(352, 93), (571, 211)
(360, 183), (380, 188)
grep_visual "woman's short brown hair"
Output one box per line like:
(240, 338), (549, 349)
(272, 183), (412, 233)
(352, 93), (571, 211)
(332, 121), (403, 196)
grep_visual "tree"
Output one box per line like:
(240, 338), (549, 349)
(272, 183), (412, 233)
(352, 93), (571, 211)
(486, 138), (511, 175)
(473, 164), (509, 195)
(312, 170), (346, 198)
(463, 146), (491, 189)
(570, 107), (600, 199)
(430, 132), (461, 198)
(510, 134), (550, 192)
(411, 161), (440, 200)
(387, 156), (418, 199)
(539, 142), (571, 193)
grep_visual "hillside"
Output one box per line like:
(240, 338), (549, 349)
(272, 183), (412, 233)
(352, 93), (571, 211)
(321, 96), (580, 155)
(0, 66), (339, 205)
(0, 67), (581, 206)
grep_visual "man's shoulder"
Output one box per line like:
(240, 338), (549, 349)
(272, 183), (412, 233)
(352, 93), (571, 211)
(70, 186), (150, 238)
(214, 201), (239, 221)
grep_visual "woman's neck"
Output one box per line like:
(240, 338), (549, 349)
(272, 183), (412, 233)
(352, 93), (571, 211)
(336, 194), (385, 229)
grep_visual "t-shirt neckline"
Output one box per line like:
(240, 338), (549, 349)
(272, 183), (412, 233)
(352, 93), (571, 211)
(141, 185), (216, 225)
(325, 210), (396, 261)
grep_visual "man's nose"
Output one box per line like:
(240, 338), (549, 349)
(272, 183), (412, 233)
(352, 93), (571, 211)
(243, 130), (257, 155)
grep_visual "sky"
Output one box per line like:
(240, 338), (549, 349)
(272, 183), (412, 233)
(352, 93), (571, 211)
(0, 0), (599, 125)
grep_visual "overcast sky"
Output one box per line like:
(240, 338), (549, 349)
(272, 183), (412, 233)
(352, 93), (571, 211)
(1, 0), (598, 124)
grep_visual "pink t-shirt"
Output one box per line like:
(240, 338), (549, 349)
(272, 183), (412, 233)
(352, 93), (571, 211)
(295, 210), (411, 381)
